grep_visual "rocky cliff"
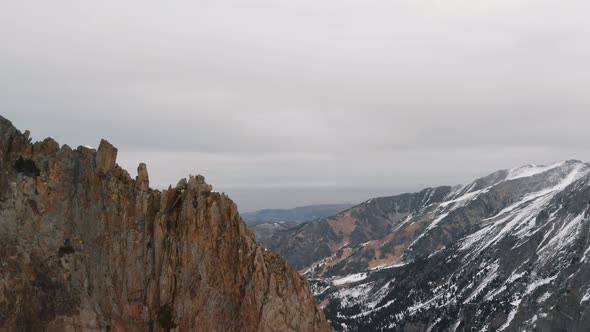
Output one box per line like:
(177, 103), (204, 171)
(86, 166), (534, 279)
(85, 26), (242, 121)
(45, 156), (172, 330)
(0, 116), (330, 332)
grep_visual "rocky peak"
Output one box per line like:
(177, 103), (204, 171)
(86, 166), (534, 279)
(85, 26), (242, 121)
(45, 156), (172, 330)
(96, 139), (118, 174)
(0, 116), (330, 331)
(137, 162), (150, 192)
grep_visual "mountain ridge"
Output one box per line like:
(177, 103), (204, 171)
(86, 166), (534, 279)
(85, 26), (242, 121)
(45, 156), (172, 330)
(0, 115), (330, 331)
(261, 159), (590, 331)
(243, 204), (354, 242)
(243, 204), (354, 225)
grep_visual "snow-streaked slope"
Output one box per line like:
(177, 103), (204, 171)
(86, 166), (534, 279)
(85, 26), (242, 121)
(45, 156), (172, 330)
(460, 161), (590, 256)
(506, 161), (567, 180)
(310, 160), (590, 331)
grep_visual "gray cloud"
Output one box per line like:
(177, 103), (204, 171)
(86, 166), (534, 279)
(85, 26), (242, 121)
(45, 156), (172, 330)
(2, 0), (590, 211)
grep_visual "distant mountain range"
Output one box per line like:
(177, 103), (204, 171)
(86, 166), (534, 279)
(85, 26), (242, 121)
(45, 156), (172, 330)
(243, 204), (354, 242)
(242, 204), (354, 225)
(260, 160), (590, 331)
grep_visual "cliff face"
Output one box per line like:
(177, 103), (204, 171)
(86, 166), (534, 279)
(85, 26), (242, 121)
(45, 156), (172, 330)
(0, 116), (330, 332)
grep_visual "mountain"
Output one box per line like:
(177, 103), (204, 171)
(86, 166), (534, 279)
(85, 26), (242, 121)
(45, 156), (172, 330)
(243, 204), (353, 242)
(0, 116), (330, 331)
(249, 220), (303, 242)
(262, 187), (452, 274)
(262, 160), (590, 331)
(242, 204), (354, 226)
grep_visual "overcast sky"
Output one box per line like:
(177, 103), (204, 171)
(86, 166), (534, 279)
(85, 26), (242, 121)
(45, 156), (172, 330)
(2, 1), (590, 211)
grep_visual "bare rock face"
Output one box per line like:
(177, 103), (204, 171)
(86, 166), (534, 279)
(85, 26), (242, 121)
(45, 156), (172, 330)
(0, 116), (330, 332)
(96, 139), (118, 174)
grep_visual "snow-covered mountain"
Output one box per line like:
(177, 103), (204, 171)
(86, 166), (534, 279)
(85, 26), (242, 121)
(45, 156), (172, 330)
(263, 160), (590, 331)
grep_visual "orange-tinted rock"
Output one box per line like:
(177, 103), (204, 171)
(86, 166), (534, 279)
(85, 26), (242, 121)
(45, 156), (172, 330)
(0, 116), (330, 332)
(96, 139), (118, 174)
(137, 163), (150, 192)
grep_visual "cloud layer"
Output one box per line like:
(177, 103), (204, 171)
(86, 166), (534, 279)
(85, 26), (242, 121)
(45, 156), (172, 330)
(2, 0), (590, 211)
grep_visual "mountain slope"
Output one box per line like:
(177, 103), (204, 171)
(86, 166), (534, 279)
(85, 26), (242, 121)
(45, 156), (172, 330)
(243, 204), (354, 226)
(0, 116), (330, 331)
(244, 204), (354, 242)
(249, 220), (303, 242)
(263, 186), (452, 276)
(264, 160), (590, 331)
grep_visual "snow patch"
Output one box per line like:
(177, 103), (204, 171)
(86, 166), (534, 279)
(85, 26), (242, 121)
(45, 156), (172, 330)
(537, 292), (551, 303)
(333, 272), (368, 286)
(506, 161), (565, 180)
(460, 225), (493, 251)
(498, 299), (521, 331)
(538, 211), (587, 260)
(464, 262), (499, 303)
(581, 244), (590, 263)
(525, 275), (557, 295)
(464, 163), (589, 255)
(425, 212), (450, 232)
(370, 262), (409, 271)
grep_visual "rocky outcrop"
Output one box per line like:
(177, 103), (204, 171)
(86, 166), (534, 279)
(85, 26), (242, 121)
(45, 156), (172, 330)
(0, 116), (330, 331)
